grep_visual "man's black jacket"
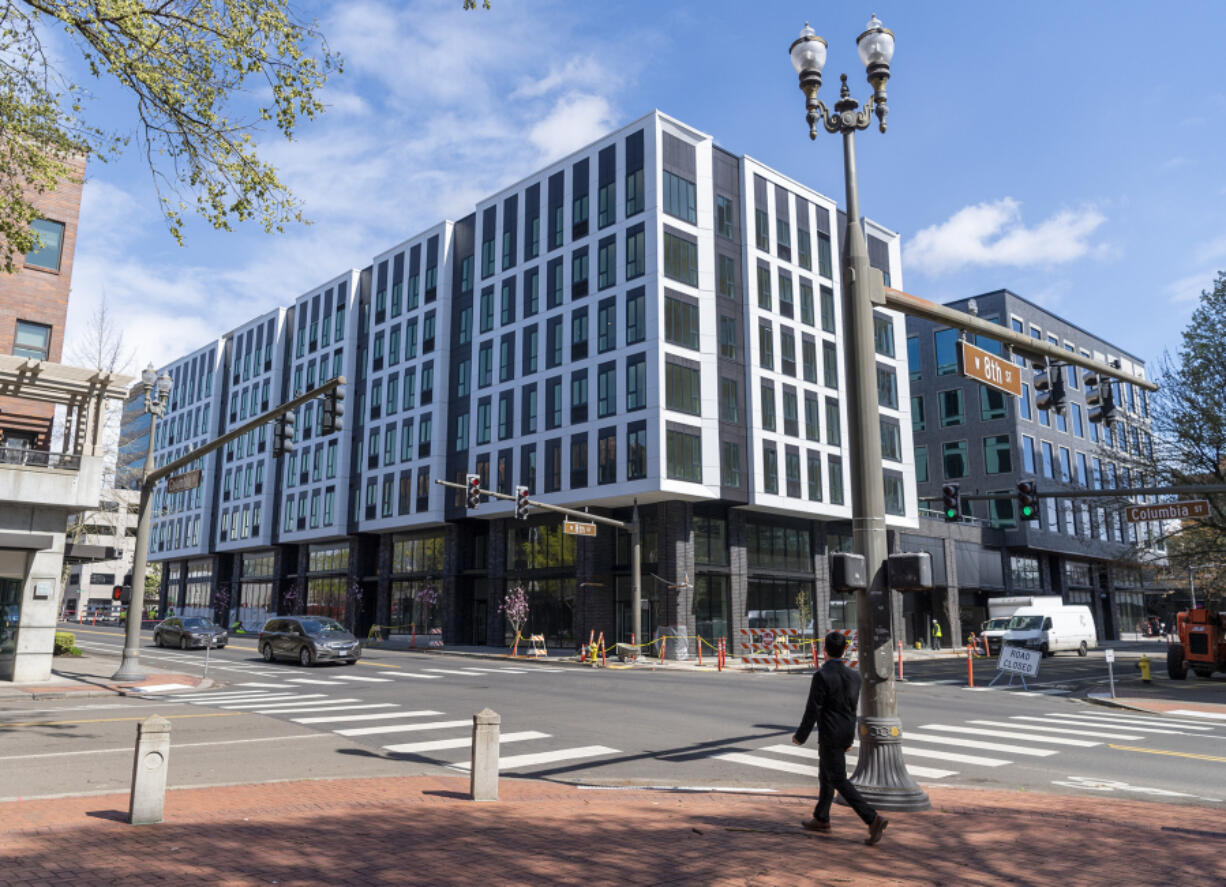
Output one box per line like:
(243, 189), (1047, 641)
(793, 658), (860, 748)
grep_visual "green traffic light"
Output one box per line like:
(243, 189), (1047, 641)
(945, 508), (957, 519)
(1021, 505), (1035, 518)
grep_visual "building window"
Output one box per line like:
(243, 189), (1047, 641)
(980, 386), (1008, 420)
(666, 428), (703, 482)
(883, 471), (906, 516)
(798, 228), (812, 270)
(572, 247), (589, 298)
(718, 254), (736, 299)
(939, 389), (964, 426)
(598, 427), (617, 484)
(719, 377), (739, 422)
(663, 171), (697, 223)
(984, 434), (1012, 474)
(817, 232), (832, 279)
(822, 341), (838, 388)
(570, 432), (588, 488)
(776, 216), (792, 262)
(570, 370), (588, 423)
(721, 441), (741, 487)
(943, 440), (968, 479)
(934, 329), (958, 375)
(759, 322), (774, 370)
(627, 422), (647, 480)
(761, 443), (778, 493)
(716, 195), (734, 238)
(873, 313), (895, 357)
(663, 231), (698, 285)
(760, 381), (776, 431)
(625, 223), (645, 280)
(718, 316), (737, 360)
(13, 320), (51, 360)
(756, 264), (771, 310)
(626, 353), (646, 410)
(825, 398), (841, 447)
(880, 418), (902, 462)
(911, 395), (925, 431)
(664, 295), (700, 350)
(626, 286), (645, 344)
(23, 218), (65, 271)
(785, 447), (801, 496)
(755, 208), (770, 251)
(597, 297), (616, 352)
(597, 362), (616, 418)
(571, 308), (588, 361)
(876, 365), (898, 409)
(665, 361), (701, 415)
(914, 445), (928, 483)
(778, 272), (794, 317)
(597, 236), (616, 290)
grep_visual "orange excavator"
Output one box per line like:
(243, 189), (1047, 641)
(1167, 600), (1226, 680)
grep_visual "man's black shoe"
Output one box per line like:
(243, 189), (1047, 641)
(801, 818), (831, 833)
(865, 815), (888, 846)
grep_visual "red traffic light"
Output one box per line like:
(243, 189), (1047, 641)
(112, 586), (123, 601)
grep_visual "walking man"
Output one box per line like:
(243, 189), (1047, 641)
(792, 631), (888, 845)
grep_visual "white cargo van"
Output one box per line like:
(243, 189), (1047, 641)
(982, 596), (1063, 656)
(1004, 602), (1097, 657)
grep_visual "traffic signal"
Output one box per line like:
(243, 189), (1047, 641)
(272, 409), (296, 458)
(466, 473), (481, 509)
(515, 485), (530, 520)
(1084, 370), (1117, 426)
(1034, 361), (1066, 415)
(112, 585), (123, 601)
(941, 483), (961, 522)
(320, 387), (346, 435)
(1017, 479), (1038, 520)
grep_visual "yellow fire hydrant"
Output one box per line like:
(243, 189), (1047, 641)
(1137, 654), (1151, 683)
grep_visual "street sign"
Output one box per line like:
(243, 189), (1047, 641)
(1104, 649), (1115, 664)
(563, 520), (597, 537)
(166, 469), (202, 494)
(958, 340), (1022, 397)
(996, 645), (1042, 677)
(1125, 500), (1210, 522)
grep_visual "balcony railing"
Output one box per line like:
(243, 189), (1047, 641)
(0, 446), (81, 471)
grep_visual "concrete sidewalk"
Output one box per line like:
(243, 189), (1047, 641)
(5, 775), (1224, 886)
(1088, 692), (1226, 720)
(0, 651), (211, 700)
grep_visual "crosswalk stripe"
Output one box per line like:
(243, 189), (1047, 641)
(388, 672), (441, 680)
(381, 731), (549, 754)
(1048, 712), (1216, 730)
(422, 668), (489, 676)
(762, 743), (1010, 768)
(292, 709), (442, 725)
(195, 694), (318, 705)
(454, 667), (527, 673)
(452, 745), (619, 771)
(905, 731), (1057, 757)
(967, 720), (1143, 740)
(252, 702), (393, 715)
(170, 690), (283, 700)
(218, 694), (329, 708)
(1018, 715), (1190, 735)
(324, 675), (393, 682)
(285, 679), (339, 685)
(228, 697), (361, 708)
(237, 683), (291, 688)
(335, 719), (471, 737)
(716, 752), (818, 777)
(917, 724), (1098, 747)
(1168, 709), (1226, 722)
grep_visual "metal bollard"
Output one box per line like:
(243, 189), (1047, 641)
(129, 715), (171, 825)
(470, 708), (500, 802)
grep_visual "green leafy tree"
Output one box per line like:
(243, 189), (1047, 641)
(1150, 271), (1226, 578)
(0, 0), (343, 270)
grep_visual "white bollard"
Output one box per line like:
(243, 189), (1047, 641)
(470, 708), (500, 802)
(129, 715), (171, 825)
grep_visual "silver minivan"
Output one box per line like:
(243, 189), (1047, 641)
(259, 616), (361, 666)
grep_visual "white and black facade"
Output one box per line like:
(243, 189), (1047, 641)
(131, 111), (921, 648)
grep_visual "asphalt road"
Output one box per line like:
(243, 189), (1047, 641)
(3, 624), (1222, 810)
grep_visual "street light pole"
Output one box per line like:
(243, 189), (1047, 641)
(790, 17), (929, 811)
(112, 365), (172, 682)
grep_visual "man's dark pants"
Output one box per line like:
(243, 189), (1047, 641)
(814, 744), (877, 825)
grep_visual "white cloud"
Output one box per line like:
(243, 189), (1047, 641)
(1164, 271), (1215, 305)
(528, 93), (617, 163)
(906, 198), (1107, 275)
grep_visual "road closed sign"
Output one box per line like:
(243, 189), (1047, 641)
(997, 645), (1042, 677)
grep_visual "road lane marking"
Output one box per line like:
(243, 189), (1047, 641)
(292, 709), (442, 725)
(285, 679), (340, 685)
(189, 694), (323, 705)
(1107, 744), (1226, 763)
(0, 733), (332, 762)
(422, 668), (490, 676)
(763, 742), (1010, 768)
(237, 683), (292, 688)
(1044, 712), (1215, 730)
(1168, 709), (1226, 721)
(916, 724), (1098, 747)
(387, 672), (441, 680)
(967, 720), (1143, 740)
(904, 731), (1057, 757)
(451, 745), (619, 771)
(1020, 715), (1195, 735)
(381, 731), (550, 754)
(335, 719), (471, 737)
(326, 675), (393, 682)
(356, 660), (401, 669)
(1, 712), (240, 727)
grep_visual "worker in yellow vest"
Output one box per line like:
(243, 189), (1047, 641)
(931, 618), (943, 651)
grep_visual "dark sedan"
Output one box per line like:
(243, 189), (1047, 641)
(259, 616), (361, 666)
(153, 616), (228, 650)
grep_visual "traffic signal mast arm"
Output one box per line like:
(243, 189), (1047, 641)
(883, 287), (1158, 392)
(922, 483), (1226, 502)
(146, 376), (346, 488)
(434, 478), (631, 531)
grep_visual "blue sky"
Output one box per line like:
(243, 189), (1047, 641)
(61, 0), (1226, 372)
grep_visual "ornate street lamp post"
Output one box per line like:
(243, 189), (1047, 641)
(789, 16), (929, 811)
(112, 364), (173, 681)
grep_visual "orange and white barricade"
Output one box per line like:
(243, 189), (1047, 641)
(428, 627), (444, 648)
(738, 628), (812, 671)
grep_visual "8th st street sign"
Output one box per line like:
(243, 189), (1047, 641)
(959, 340), (1022, 397)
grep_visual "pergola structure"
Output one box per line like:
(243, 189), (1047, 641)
(0, 355), (133, 462)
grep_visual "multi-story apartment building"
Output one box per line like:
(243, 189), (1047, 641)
(133, 111), (916, 651)
(907, 288), (1162, 642)
(63, 488), (140, 618)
